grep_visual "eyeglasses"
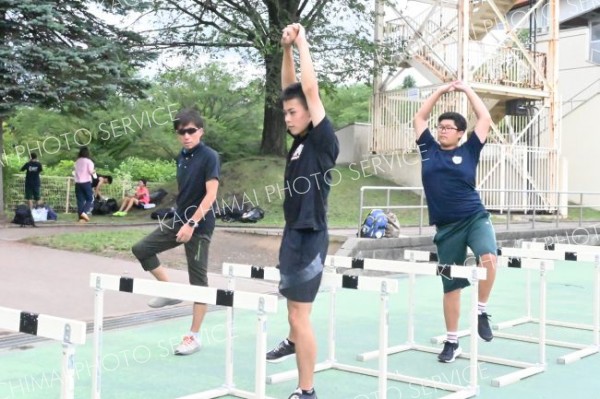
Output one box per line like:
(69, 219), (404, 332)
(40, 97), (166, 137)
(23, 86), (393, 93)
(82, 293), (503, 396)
(176, 127), (200, 136)
(436, 125), (459, 132)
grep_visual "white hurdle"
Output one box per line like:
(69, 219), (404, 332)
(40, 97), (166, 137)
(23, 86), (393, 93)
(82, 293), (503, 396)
(221, 263), (399, 399)
(403, 250), (551, 385)
(0, 306), (87, 399)
(489, 242), (600, 364)
(327, 256), (486, 397)
(90, 273), (278, 399)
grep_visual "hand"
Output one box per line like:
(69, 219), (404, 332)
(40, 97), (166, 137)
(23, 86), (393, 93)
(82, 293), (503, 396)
(281, 24), (298, 48)
(438, 82), (456, 94)
(293, 23), (306, 45)
(176, 224), (193, 243)
(450, 80), (470, 92)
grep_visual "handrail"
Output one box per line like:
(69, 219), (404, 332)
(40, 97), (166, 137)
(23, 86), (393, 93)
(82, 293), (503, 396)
(562, 78), (600, 117)
(358, 186), (600, 237)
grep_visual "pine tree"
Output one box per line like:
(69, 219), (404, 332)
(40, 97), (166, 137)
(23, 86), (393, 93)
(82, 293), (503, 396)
(0, 0), (155, 216)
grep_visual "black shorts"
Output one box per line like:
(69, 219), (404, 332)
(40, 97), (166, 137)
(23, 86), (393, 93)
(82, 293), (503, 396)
(25, 186), (40, 201)
(278, 226), (328, 303)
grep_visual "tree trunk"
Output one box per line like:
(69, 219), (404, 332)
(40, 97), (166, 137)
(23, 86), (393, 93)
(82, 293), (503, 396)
(260, 51), (287, 156)
(0, 117), (5, 220)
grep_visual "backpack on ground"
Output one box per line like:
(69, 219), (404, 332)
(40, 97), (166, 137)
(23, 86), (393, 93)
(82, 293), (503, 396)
(12, 205), (36, 227)
(360, 209), (387, 238)
(92, 198), (118, 215)
(149, 189), (168, 205)
(384, 211), (401, 238)
(240, 206), (265, 223)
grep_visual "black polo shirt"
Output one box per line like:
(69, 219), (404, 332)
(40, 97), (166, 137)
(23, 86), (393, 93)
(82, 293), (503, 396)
(283, 116), (339, 231)
(176, 142), (220, 236)
(21, 161), (43, 188)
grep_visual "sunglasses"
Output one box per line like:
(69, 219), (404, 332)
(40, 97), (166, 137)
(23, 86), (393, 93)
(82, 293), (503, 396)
(176, 127), (200, 136)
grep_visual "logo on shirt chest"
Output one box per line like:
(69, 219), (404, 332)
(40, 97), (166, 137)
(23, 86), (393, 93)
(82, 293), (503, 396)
(452, 156), (463, 165)
(290, 144), (304, 161)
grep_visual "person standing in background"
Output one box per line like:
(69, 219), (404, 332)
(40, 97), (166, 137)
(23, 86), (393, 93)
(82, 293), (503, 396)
(21, 153), (43, 209)
(73, 146), (96, 222)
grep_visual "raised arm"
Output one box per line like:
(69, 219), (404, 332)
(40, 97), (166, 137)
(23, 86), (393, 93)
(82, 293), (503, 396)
(293, 24), (325, 126)
(414, 82), (455, 140)
(453, 81), (491, 143)
(281, 25), (297, 90)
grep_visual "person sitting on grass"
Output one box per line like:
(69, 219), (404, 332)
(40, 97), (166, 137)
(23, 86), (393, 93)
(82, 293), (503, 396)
(113, 179), (150, 216)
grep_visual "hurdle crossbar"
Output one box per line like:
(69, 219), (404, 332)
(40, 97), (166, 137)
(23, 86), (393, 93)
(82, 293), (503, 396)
(326, 256), (486, 397)
(222, 263), (401, 399)
(489, 242), (600, 364)
(0, 306), (87, 399)
(90, 273), (278, 399)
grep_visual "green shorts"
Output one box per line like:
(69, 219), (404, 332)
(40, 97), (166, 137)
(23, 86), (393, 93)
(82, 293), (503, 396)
(433, 211), (497, 293)
(25, 186), (40, 201)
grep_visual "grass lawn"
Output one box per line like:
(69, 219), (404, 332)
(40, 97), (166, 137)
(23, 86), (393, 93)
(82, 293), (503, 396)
(24, 229), (149, 254)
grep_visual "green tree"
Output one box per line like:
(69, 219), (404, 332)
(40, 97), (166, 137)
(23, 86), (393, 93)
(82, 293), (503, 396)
(0, 0), (154, 215)
(401, 75), (416, 89)
(6, 63), (265, 165)
(111, 1), (381, 157)
(322, 84), (371, 129)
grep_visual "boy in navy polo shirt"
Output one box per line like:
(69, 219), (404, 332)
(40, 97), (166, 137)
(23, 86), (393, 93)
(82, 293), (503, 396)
(414, 81), (497, 363)
(265, 23), (339, 399)
(131, 108), (219, 356)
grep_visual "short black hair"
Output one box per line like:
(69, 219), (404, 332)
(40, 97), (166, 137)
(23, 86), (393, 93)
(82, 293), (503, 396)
(78, 146), (90, 159)
(100, 175), (113, 184)
(438, 112), (467, 132)
(173, 108), (204, 131)
(30, 153), (37, 160)
(281, 82), (308, 110)
(140, 178), (147, 186)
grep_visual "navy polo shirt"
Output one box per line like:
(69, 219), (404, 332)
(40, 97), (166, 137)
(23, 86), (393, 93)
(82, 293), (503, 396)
(283, 116), (339, 231)
(176, 142), (220, 236)
(21, 161), (43, 188)
(417, 128), (486, 226)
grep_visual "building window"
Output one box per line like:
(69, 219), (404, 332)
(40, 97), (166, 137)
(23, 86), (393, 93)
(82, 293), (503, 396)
(591, 20), (600, 64)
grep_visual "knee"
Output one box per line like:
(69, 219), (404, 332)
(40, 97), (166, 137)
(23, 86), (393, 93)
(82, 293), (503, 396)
(131, 241), (144, 259)
(479, 254), (497, 268)
(287, 305), (310, 328)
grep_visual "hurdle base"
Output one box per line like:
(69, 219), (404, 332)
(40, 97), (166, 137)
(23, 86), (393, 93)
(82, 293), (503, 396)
(356, 343), (413, 362)
(490, 366), (545, 387)
(268, 360), (476, 399)
(176, 386), (278, 399)
(557, 346), (600, 365)
(492, 316), (534, 331)
(493, 331), (587, 350)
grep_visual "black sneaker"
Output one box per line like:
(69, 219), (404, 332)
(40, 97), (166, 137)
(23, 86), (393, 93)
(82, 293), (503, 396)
(266, 339), (295, 363)
(478, 312), (494, 342)
(438, 341), (462, 363)
(288, 388), (317, 399)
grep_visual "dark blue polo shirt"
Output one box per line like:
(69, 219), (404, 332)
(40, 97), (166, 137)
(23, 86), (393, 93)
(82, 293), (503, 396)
(283, 116), (339, 231)
(176, 142), (220, 236)
(417, 128), (486, 226)
(21, 161), (43, 188)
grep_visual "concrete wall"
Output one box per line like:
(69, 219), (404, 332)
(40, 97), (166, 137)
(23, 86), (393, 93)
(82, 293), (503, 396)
(336, 123), (423, 189)
(335, 123), (370, 165)
(562, 93), (600, 207)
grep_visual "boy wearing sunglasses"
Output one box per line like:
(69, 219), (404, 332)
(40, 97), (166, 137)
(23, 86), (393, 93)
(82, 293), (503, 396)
(131, 108), (220, 356)
(414, 81), (497, 363)
(264, 23), (339, 399)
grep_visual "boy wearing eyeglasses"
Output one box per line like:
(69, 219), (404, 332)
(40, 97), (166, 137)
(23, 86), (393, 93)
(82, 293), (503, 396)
(131, 108), (219, 356)
(414, 81), (497, 363)
(263, 23), (339, 399)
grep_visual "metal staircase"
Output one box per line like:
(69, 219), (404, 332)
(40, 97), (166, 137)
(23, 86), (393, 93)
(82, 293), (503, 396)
(372, 0), (560, 213)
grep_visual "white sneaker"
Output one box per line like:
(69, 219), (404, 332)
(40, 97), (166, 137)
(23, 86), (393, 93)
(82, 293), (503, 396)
(174, 335), (201, 355)
(147, 297), (183, 308)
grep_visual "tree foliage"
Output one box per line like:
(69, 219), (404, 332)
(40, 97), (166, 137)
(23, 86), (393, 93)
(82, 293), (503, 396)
(0, 0), (154, 213)
(106, 0), (381, 156)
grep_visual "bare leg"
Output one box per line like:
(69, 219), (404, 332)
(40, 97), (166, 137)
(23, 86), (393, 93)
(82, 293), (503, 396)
(443, 289), (461, 332)
(288, 300), (316, 391)
(478, 254), (497, 303)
